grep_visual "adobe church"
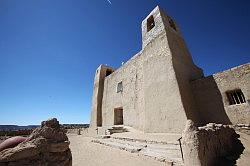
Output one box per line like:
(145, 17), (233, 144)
(90, 6), (250, 134)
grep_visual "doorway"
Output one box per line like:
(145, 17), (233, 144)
(114, 107), (123, 125)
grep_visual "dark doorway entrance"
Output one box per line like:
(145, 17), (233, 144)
(114, 107), (123, 125)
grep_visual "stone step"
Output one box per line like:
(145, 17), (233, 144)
(111, 136), (179, 145)
(105, 126), (128, 135)
(92, 139), (145, 153)
(108, 129), (126, 134)
(92, 137), (184, 166)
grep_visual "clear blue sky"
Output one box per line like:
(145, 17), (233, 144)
(0, 0), (249, 125)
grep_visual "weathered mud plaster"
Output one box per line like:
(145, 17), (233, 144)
(182, 120), (244, 166)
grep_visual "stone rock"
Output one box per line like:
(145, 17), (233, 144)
(0, 118), (72, 166)
(182, 120), (200, 166)
(182, 120), (244, 166)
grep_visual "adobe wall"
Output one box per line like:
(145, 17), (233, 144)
(101, 30), (192, 133)
(101, 51), (145, 131)
(162, 12), (204, 125)
(142, 32), (186, 133)
(90, 65), (114, 128)
(191, 63), (250, 125)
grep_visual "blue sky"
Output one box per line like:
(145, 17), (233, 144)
(0, 0), (249, 125)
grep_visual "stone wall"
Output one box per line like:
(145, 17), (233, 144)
(191, 63), (250, 125)
(182, 120), (244, 166)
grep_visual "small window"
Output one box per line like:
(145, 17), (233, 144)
(117, 81), (123, 93)
(168, 18), (177, 31)
(105, 69), (112, 77)
(226, 89), (246, 105)
(147, 15), (155, 32)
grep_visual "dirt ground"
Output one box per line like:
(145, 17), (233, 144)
(68, 134), (166, 166)
(68, 132), (250, 166)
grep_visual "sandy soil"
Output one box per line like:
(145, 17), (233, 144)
(68, 134), (166, 166)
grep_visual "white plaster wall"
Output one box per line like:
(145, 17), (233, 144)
(102, 52), (145, 131)
(142, 33), (187, 133)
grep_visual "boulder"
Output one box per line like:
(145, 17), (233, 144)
(0, 118), (72, 166)
(182, 120), (244, 166)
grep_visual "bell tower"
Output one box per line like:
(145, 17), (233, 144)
(141, 6), (204, 132)
(142, 6), (181, 49)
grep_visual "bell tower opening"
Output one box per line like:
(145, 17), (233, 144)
(147, 15), (155, 32)
(105, 69), (113, 77)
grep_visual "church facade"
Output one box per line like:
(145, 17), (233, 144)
(90, 6), (250, 133)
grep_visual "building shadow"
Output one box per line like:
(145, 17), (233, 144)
(192, 76), (245, 165)
(191, 76), (232, 125)
(214, 132), (245, 166)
